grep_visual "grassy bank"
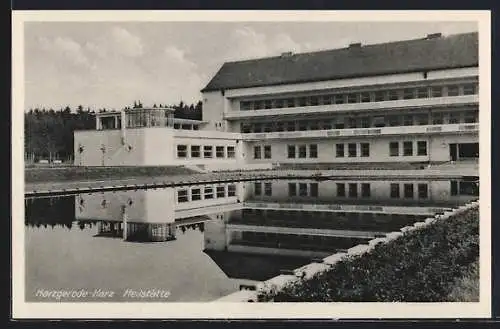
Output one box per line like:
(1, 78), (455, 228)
(258, 207), (479, 302)
(25, 166), (197, 183)
(447, 259), (479, 302)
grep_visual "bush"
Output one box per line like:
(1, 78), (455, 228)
(258, 207), (479, 302)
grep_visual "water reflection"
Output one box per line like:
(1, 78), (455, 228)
(25, 178), (478, 301)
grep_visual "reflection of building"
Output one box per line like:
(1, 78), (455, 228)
(75, 182), (242, 242)
(75, 32), (479, 170)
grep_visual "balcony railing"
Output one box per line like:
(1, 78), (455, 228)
(224, 95), (479, 120)
(241, 123), (478, 140)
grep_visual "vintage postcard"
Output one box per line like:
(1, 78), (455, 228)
(12, 10), (491, 319)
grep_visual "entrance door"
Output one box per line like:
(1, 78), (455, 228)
(449, 143), (457, 161)
(458, 143), (479, 159)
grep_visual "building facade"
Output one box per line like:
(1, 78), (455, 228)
(75, 32), (479, 168)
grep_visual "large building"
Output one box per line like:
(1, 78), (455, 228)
(74, 32), (479, 169)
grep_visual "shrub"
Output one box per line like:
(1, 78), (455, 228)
(258, 207), (479, 302)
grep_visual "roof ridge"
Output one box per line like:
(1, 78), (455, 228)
(222, 31), (478, 65)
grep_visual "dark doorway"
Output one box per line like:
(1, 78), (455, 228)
(449, 143), (457, 161)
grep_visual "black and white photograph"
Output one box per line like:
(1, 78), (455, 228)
(12, 10), (491, 319)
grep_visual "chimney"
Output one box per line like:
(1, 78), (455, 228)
(348, 42), (362, 49)
(426, 33), (442, 39)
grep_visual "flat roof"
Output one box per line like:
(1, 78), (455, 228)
(201, 32), (478, 92)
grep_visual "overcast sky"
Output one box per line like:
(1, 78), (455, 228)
(24, 21), (478, 111)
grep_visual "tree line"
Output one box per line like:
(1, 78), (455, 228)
(24, 101), (203, 163)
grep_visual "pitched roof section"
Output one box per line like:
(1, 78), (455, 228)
(201, 32), (478, 92)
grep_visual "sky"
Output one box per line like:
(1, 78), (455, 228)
(24, 20), (478, 111)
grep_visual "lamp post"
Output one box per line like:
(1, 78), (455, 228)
(100, 144), (106, 166)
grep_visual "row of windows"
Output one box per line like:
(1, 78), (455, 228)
(389, 141), (427, 157)
(288, 182), (319, 197)
(254, 182), (274, 196)
(390, 183), (429, 199)
(286, 144), (318, 159)
(239, 83), (478, 111)
(177, 145), (236, 159)
(177, 184), (237, 203)
(253, 145), (272, 159)
(335, 143), (370, 158)
(240, 110), (479, 133)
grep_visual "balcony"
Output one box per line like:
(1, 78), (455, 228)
(241, 123), (478, 140)
(224, 95), (478, 120)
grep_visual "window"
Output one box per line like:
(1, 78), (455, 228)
(390, 183), (400, 198)
(276, 122), (285, 132)
(404, 184), (414, 198)
(216, 186), (225, 198)
(464, 111), (478, 123)
(448, 112), (460, 124)
(177, 145), (188, 158)
(299, 183), (308, 197)
(191, 188), (201, 201)
(288, 183), (297, 197)
(322, 95), (332, 105)
(204, 146), (213, 158)
(336, 144), (345, 157)
(286, 98), (295, 108)
(337, 183), (346, 197)
(254, 146), (261, 159)
(254, 101), (263, 110)
(174, 123), (180, 129)
(310, 96), (319, 106)
(361, 183), (371, 197)
(309, 121), (319, 130)
(418, 183), (428, 199)
(389, 142), (399, 156)
(360, 117), (370, 128)
(275, 99), (284, 108)
(263, 100), (272, 109)
(450, 181), (458, 196)
(288, 145), (296, 158)
(348, 183), (358, 198)
(191, 145), (200, 158)
(388, 115), (400, 127)
(417, 87), (429, 98)
(298, 145), (307, 158)
(417, 141), (427, 156)
(264, 182), (272, 196)
(373, 116), (385, 128)
(335, 122), (345, 129)
(253, 123), (262, 133)
(361, 143), (370, 157)
(264, 124), (272, 132)
(360, 92), (371, 103)
(416, 114), (429, 125)
(388, 90), (399, 101)
(403, 141), (413, 156)
(254, 182), (262, 196)
(310, 183), (319, 197)
(347, 93), (358, 103)
(309, 144), (318, 158)
(334, 94), (345, 104)
(403, 89), (415, 99)
(227, 146), (235, 158)
(241, 124), (251, 133)
(228, 184), (236, 197)
(241, 101), (252, 111)
(431, 86), (443, 97)
(298, 121), (308, 131)
(177, 189), (188, 203)
(298, 97), (307, 107)
(347, 143), (356, 157)
(322, 122), (332, 130)
(447, 85), (459, 96)
(216, 146), (225, 158)
(403, 115), (413, 126)
(286, 122), (296, 131)
(463, 83), (477, 95)
(374, 91), (385, 102)
(264, 145), (272, 159)
(432, 113), (444, 125)
(204, 186), (214, 199)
